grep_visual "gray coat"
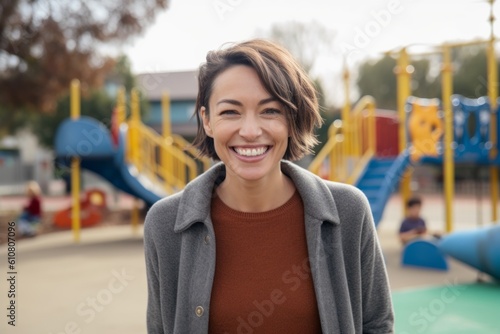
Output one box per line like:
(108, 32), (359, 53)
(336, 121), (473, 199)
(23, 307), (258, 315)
(144, 161), (394, 333)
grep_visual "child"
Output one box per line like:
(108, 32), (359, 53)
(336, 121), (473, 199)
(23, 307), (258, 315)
(18, 181), (42, 237)
(399, 196), (428, 245)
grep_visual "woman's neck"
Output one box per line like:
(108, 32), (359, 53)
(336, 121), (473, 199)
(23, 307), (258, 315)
(215, 168), (295, 213)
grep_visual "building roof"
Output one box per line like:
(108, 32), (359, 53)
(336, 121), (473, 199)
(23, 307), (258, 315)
(136, 70), (198, 101)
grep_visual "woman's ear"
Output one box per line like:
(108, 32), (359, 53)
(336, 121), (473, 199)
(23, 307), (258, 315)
(201, 107), (213, 137)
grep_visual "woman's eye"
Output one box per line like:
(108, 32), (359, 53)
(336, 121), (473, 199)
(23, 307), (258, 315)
(220, 110), (238, 115)
(263, 108), (282, 115)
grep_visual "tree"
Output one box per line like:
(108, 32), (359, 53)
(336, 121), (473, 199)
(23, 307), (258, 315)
(452, 47), (489, 98)
(0, 0), (168, 116)
(357, 55), (398, 110)
(267, 21), (334, 75)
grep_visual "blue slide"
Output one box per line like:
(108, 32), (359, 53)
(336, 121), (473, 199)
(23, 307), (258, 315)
(355, 150), (412, 226)
(54, 117), (166, 206)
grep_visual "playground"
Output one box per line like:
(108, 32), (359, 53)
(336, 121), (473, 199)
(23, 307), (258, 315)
(1, 5), (500, 334)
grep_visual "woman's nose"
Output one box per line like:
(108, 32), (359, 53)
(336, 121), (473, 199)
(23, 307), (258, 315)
(239, 115), (262, 140)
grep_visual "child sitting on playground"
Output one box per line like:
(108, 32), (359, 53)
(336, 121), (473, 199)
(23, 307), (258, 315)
(18, 181), (42, 237)
(399, 196), (429, 245)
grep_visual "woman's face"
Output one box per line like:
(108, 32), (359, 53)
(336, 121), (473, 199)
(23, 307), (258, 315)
(202, 65), (289, 183)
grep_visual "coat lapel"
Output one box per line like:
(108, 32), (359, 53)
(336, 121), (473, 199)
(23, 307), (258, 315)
(281, 161), (355, 333)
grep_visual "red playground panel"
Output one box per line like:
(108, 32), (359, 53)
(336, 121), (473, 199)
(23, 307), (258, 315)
(375, 111), (399, 158)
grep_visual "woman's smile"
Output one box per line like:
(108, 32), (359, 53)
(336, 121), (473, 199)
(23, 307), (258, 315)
(232, 146), (270, 157)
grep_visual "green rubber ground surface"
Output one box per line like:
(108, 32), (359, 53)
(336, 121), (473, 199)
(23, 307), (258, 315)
(393, 283), (500, 334)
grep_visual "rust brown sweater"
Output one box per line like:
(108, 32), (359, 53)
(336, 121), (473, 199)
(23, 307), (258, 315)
(208, 190), (322, 334)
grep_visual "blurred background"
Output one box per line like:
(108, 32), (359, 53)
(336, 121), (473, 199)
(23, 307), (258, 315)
(0, 0), (499, 333)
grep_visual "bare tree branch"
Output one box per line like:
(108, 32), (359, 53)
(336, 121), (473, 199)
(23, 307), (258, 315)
(0, 0), (168, 112)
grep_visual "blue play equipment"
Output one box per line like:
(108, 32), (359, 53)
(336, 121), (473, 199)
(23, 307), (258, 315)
(425, 94), (499, 166)
(54, 117), (165, 206)
(439, 225), (500, 280)
(401, 239), (448, 271)
(355, 149), (411, 227)
(352, 95), (499, 270)
(420, 95), (495, 165)
(452, 95), (492, 164)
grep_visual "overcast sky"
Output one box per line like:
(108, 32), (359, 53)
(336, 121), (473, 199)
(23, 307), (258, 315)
(121, 0), (494, 105)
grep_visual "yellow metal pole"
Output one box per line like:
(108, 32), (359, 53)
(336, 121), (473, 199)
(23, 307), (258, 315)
(129, 88), (142, 228)
(396, 49), (410, 157)
(70, 79), (81, 243)
(442, 45), (455, 233)
(342, 65), (351, 156)
(488, 15), (499, 223)
(396, 48), (412, 216)
(130, 88), (141, 166)
(70, 80), (80, 120)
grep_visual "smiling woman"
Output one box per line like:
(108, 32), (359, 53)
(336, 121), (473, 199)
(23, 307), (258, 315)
(143, 39), (394, 334)
(200, 65), (293, 209)
(193, 39), (321, 162)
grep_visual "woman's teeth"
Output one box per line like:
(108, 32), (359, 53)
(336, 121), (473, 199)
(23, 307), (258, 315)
(234, 147), (268, 157)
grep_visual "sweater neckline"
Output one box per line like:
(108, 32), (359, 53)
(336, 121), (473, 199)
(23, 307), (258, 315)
(211, 190), (301, 221)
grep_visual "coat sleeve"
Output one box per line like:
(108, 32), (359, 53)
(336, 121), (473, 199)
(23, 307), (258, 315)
(359, 197), (395, 334)
(144, 215), (165, 334)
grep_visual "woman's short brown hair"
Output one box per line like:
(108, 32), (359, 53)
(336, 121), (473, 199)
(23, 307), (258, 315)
(192, 39), (323, 161)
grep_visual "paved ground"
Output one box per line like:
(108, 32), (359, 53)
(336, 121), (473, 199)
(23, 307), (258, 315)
(0, 225), (146, 334)
(0, 193), (497, 333)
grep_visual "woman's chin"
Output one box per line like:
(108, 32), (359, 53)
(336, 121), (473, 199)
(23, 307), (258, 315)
(225, 163), (272, 182)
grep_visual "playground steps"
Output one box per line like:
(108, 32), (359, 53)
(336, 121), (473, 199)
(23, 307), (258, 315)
(356, 158), (396, 212)
(355, 151), (411, 226)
